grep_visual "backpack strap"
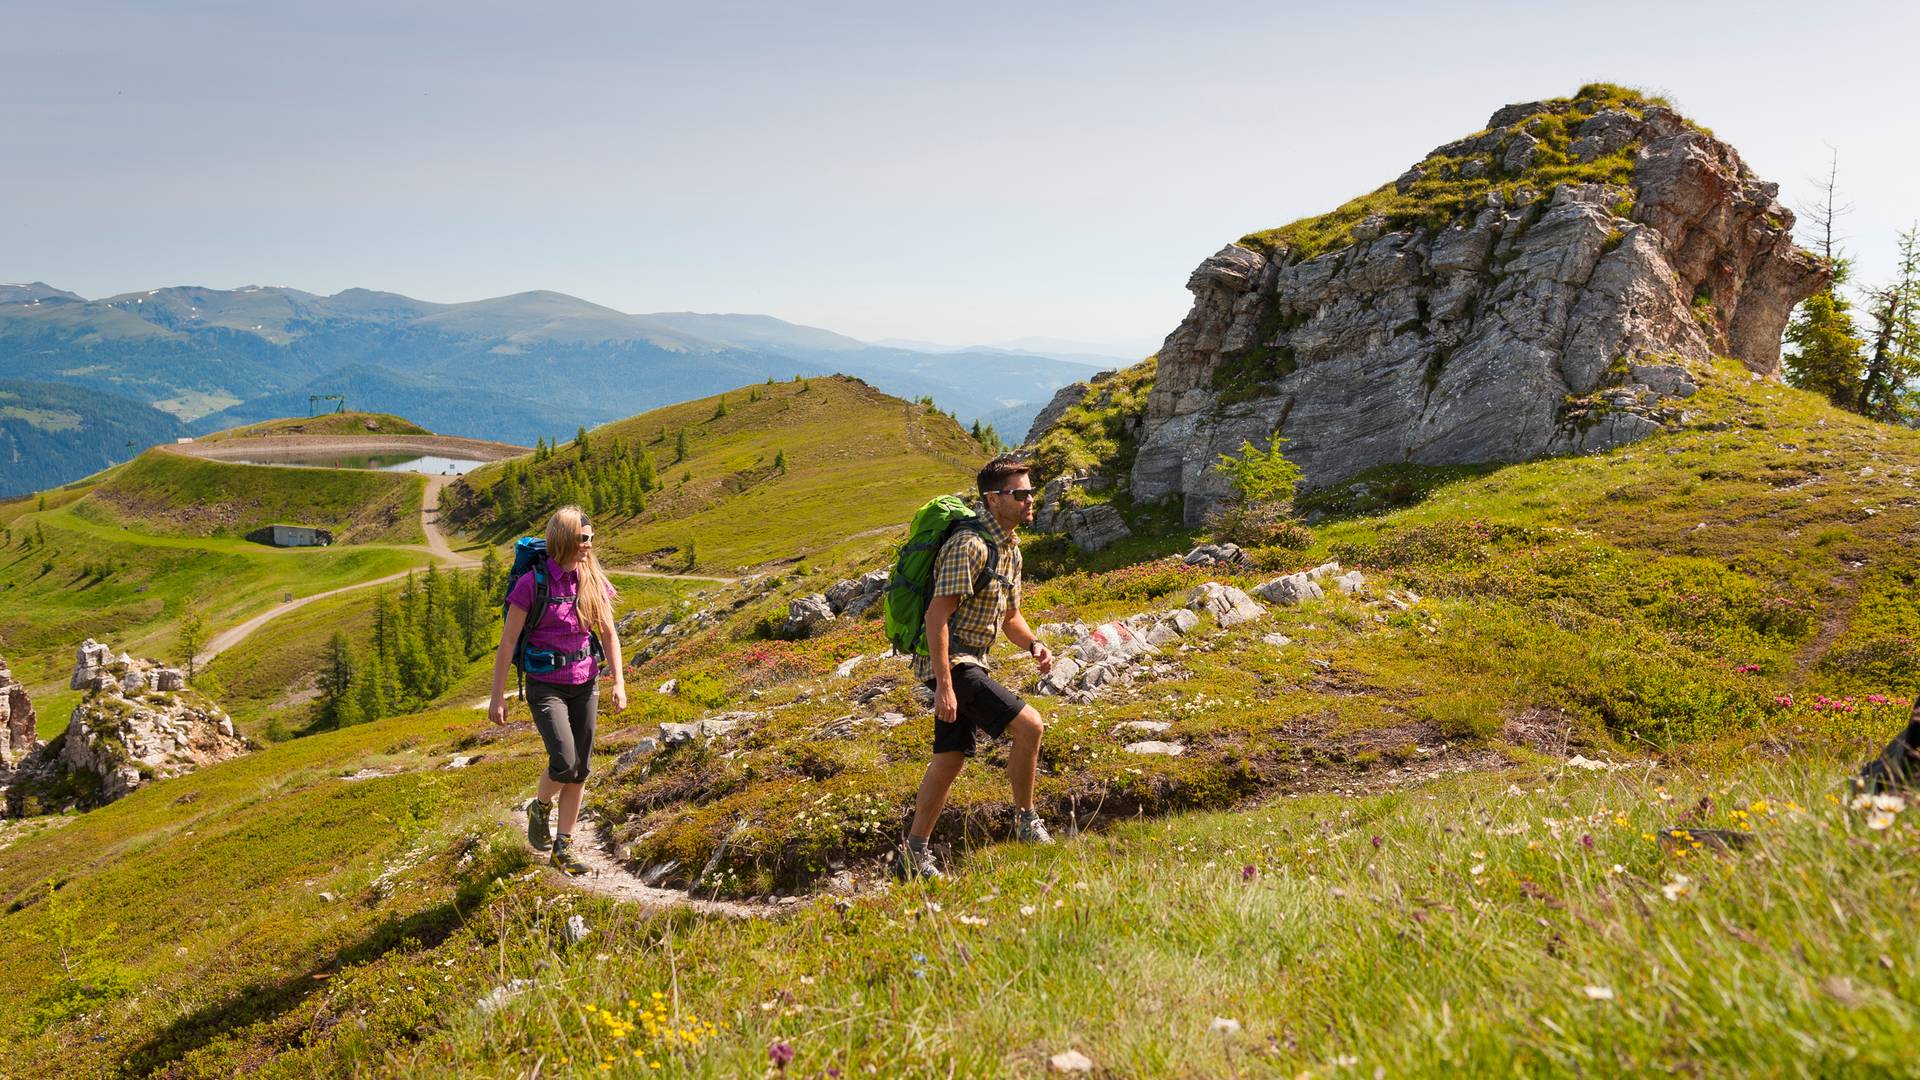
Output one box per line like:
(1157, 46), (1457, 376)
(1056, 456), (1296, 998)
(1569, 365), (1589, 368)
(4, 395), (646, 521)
(512, 559), (553, 704)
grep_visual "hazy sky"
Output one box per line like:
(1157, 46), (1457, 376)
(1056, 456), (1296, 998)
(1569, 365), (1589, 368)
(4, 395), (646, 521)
(5, 0), (1916, 351)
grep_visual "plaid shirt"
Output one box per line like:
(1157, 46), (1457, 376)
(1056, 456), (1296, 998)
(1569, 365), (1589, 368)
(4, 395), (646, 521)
(913, 504), (1021, 683)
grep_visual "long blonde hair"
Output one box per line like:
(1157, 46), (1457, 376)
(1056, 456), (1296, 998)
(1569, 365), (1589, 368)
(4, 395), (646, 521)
(545, 505), (615, 634)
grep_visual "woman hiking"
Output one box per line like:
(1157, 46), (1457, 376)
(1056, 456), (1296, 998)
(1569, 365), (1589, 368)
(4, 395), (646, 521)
(488, 505), (627, 876)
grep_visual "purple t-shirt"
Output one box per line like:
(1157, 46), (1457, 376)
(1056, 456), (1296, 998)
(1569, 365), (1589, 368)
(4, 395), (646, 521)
(507, 558), (613, 685)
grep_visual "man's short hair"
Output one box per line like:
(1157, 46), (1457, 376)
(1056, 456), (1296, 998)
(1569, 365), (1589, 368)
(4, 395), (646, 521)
(977, 454), (1031, 495)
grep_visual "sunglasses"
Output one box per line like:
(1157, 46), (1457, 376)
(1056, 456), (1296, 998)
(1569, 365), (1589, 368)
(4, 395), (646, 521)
(989, 488), (1038, 501)
(579, 533), (594, 542)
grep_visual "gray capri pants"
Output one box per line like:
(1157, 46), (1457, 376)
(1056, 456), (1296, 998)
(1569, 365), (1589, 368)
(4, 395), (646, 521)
(526, 677), (598, 783)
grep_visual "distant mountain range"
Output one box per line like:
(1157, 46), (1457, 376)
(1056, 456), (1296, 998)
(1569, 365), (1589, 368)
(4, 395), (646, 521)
(0, 281), (1135, 496)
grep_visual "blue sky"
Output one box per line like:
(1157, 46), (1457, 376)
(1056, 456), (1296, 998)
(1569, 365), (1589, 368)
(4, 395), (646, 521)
(4, 0), (1915, 352)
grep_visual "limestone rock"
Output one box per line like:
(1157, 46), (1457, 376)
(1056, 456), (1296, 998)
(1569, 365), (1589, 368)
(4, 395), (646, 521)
(824, 570), (891, 616)
(0, 656), (38, 784)
(1253, 572), (1325, 606)
(1125, 95), (1827, 525)
(780, 594), (837, 639)
(1187, 582), (1265, 627)
(1064, 504), (1131, 553)
(1125, 740), (1185, 756)
(70, 638), (113, 691)
(1183, 543), (1247, 567)
(10, 645), (246, 815)
(1116, 720), (1171, 735)
(1334, 570), (1366, 594)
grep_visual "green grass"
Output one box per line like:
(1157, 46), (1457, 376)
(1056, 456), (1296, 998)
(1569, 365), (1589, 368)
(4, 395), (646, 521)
(445, 376), (984, 573)
(576, 359), (1920, 894)
(193, 411), (433, 442)
(79, 447), (426, 544)
(0, 504), (431, 705)
(0, 706), (1909, 1075)
(5, 356), (1920, 1075)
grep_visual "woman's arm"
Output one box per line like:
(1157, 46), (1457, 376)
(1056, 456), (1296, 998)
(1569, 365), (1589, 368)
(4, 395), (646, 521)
(489, 604), (528, 724)
(600, 607), (627, 712)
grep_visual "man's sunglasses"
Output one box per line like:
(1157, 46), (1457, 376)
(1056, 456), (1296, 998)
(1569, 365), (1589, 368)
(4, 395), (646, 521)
(989, 488), (1038, 501)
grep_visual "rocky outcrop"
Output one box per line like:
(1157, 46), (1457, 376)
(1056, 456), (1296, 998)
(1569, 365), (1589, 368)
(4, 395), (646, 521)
(780, 594), (837, 639)
(0, 656), (38, 787)
(4, 640), (248, 816)
(1124, 90), (1827, 524)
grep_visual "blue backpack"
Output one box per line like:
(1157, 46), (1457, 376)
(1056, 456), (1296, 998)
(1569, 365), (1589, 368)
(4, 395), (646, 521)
(503, 536), (604, 695)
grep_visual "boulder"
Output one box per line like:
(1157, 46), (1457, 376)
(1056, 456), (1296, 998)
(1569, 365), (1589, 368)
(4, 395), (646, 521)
(70, 638), (113, 691)
(0, 656), (38, 781)
(780, 594), (837, 638)
(1075, 621), (1155, 666)
(1125, 740), (1185, 756)
(11, 645), (245, 813)
(1183, 543), (1247, 567)
(1306, 561), (1342, 581)
(1038, 656), (1082, 696)
(1128, 95), (1827, 525)
(1065, 504), (1131, 553)
(1253, 573), (1325, 606)
(834, 655), (866, 679)
(1334, 570), (1366, 594)
(1187, 582), (1265, 627)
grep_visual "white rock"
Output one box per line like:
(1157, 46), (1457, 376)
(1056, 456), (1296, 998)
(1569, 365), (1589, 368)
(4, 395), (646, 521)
(1307, 561), (1342, 581)
(834, 655), (866, 679)
(657, 678), (677, 694)
(1048, 1050), (1095, 1074)
(1187, 582), (1265, 627)
(1125, 740), (1184, 756)
(1253, 573), (1324, 606)
(1334, 570), (1366, 594)
(1116, 720), (1171, 735)
(1261, 633), (1293, 646)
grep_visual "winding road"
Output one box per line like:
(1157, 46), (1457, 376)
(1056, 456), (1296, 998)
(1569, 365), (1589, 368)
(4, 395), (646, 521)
(196, 473), (478, 668)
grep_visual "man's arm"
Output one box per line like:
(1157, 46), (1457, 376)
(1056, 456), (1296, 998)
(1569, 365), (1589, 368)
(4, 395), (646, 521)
(926, 593), (961, 722)
(1002, 608), (1053, 675)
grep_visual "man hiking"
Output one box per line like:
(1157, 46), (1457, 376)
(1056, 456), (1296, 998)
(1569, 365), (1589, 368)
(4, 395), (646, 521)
(897, 453), (1055, 880)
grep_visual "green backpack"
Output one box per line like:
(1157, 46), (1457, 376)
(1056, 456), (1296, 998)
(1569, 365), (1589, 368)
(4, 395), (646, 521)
(883, 495), (1002, 658)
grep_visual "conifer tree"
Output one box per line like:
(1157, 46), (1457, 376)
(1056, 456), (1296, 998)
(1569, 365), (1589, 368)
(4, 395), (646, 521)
(774, 449), (788, 473)
(480, 546), (503, 599)
(1857, 226), (1920, 423)
(1785, 152), (1864, 409)
(575, 425), (590, 457)
(674, 429), (689, 463)
(318, 632), (358, 727)
(713, 396), (728, 419)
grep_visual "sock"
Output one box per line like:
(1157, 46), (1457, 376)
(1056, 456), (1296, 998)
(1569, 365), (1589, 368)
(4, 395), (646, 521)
(554, 832), (571, 846)
(1017, 808), (1038, 822)
(906, 835), (928, 854)
(532, 797), (551, 809)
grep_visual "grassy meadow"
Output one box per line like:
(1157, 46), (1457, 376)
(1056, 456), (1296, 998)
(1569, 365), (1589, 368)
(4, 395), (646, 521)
(2, 364), (1919, 1075)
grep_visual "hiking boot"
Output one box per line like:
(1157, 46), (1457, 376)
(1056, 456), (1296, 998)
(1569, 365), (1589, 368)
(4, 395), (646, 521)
(892, 842), (943, 882)
(1015, 811), (1054, 845)
(526, 798), (553, 851)
(551, 835), (589, 877)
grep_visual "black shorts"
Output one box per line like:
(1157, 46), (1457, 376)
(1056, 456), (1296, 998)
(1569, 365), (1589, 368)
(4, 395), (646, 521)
(926, 663), (1026, 758)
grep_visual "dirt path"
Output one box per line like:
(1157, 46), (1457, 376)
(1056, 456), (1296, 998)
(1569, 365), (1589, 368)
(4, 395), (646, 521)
(507, 807), (770, 918)
(421, 475), (473, 565)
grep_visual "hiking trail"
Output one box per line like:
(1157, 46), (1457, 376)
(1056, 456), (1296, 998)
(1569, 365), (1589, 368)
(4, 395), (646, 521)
(507, 806), (772, 918)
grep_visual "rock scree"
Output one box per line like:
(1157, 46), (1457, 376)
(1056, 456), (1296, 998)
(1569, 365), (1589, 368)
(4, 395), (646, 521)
(1099, 88), (1826, 524)
(4, 639), (249, 816)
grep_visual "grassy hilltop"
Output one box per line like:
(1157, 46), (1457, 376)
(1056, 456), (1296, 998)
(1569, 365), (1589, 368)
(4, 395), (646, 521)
(191, 411), (432, 443)
(2, 363), (1919, 1075)
(445, 374), (981, 572)
(77, 448), (427, 545)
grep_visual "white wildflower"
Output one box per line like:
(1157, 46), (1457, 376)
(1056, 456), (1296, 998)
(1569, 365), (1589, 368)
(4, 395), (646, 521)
(1661, 873), (1693, 902)
(1581, 985), (1615, 1000)
(1210, 1017), (1242, 1036)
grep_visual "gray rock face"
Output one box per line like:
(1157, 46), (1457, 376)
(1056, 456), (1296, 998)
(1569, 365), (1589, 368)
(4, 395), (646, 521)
(1188, 582), (1265, 627)
(1253, 573), (1325, 606)
(0, 656), (38, 783)
(780, 594), (837, 638)
(1127, 100), (1826, 525)
(1065, 504), (1131, 553)
(824, 570), (891, 617)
